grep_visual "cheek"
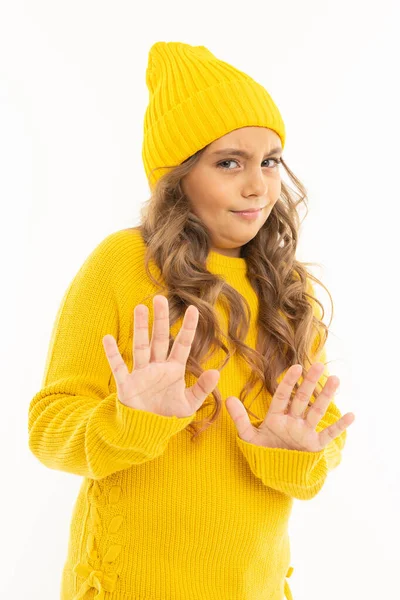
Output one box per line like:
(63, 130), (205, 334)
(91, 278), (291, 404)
(268, 182), (281, 207)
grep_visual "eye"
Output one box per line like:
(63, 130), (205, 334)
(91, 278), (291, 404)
(216, 158), (282, 170)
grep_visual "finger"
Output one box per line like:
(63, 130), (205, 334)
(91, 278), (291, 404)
(185, 369), (220, 409)
(304, 375), (340, 428)
(133, 304), (151, 369)
(102, 334), (130, 385)
(149, 295), (170, 363)
(167, 305), (199, 366)
(317, 412), (356, 447)
(290, 362), (326, 417)
(269, 364), (304, 415)
(225, 396), (254, 442)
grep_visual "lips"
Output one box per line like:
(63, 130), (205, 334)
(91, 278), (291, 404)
(231, 209), (262, 214)
(231, 207), (265, 213)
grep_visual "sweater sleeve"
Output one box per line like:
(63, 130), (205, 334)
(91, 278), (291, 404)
(28, 233), (195, 480)
(235, 280), (347, 500)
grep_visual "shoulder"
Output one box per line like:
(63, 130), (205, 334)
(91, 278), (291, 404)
(89, 227), (162, 298)
(85, 227), (147, 271)
(68, 227), (148, 296)
(95, 226), (146, 254)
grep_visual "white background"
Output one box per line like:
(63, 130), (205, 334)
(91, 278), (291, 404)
(1, 0), (399, 598)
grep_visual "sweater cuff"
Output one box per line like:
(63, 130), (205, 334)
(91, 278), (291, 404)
(113, 393), (195, 449)
(235, 433), (327, 499)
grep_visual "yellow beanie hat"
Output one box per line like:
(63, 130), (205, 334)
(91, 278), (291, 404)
(142, 41), (286, 189)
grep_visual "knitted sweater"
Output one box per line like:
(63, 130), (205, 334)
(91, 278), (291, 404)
(28, 227), (347, 600)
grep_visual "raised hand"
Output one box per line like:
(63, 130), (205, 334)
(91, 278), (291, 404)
(102, 295), (220, 418)
(225, 362), (356, 451)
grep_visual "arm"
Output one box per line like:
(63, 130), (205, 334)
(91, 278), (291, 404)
(235, 279), (347, 500)
(235, 345), (347, 500)
(28, 234), (194, 480)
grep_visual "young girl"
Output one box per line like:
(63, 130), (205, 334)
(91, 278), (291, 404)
(28, 41), (355, 600)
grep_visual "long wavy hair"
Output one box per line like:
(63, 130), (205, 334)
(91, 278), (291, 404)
(133, 145), (334, 443)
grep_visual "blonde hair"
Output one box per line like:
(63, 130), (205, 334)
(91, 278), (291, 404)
(134, 147), (333, 442)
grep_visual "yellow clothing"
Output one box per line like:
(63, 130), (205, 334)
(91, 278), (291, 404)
(28, 228), (347, 600)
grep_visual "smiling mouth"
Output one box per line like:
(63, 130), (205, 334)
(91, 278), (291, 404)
(230, 207), (265, 213)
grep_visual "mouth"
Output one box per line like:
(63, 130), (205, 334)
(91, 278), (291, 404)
(230, 206), (266, 214)
(230, 206), (265, 214)
(229, 207), (265, 220)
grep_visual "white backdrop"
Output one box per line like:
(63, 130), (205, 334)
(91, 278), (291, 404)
(1, 0), (399, 598)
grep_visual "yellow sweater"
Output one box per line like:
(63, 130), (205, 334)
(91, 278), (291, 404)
(28, 227), (347, 600)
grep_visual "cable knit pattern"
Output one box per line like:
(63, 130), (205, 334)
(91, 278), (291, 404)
(28, 227), (347, 599)
(72, 481), (123, 598)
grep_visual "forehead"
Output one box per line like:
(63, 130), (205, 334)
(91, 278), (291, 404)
(208, 126), (282, 151)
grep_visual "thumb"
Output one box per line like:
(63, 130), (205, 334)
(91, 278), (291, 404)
(225, 396), (253, 441)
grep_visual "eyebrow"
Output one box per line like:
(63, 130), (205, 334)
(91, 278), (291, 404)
(210, 146), (283, 159)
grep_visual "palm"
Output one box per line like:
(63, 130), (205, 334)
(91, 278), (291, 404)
(126, 361), (194, 418)
(250, 410), (323, 451)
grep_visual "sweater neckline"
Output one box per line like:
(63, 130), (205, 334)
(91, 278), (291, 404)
(206, 249), (247, 272)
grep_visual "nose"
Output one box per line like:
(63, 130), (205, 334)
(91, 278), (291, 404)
(244, 170), (269, 197)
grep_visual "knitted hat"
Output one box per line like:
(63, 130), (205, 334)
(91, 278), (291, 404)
(142, 41), (286, 189)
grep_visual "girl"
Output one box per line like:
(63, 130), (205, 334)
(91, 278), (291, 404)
(28, 41), (355, 600)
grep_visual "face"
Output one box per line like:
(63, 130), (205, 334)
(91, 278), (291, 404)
(181, 126), (283, 258)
